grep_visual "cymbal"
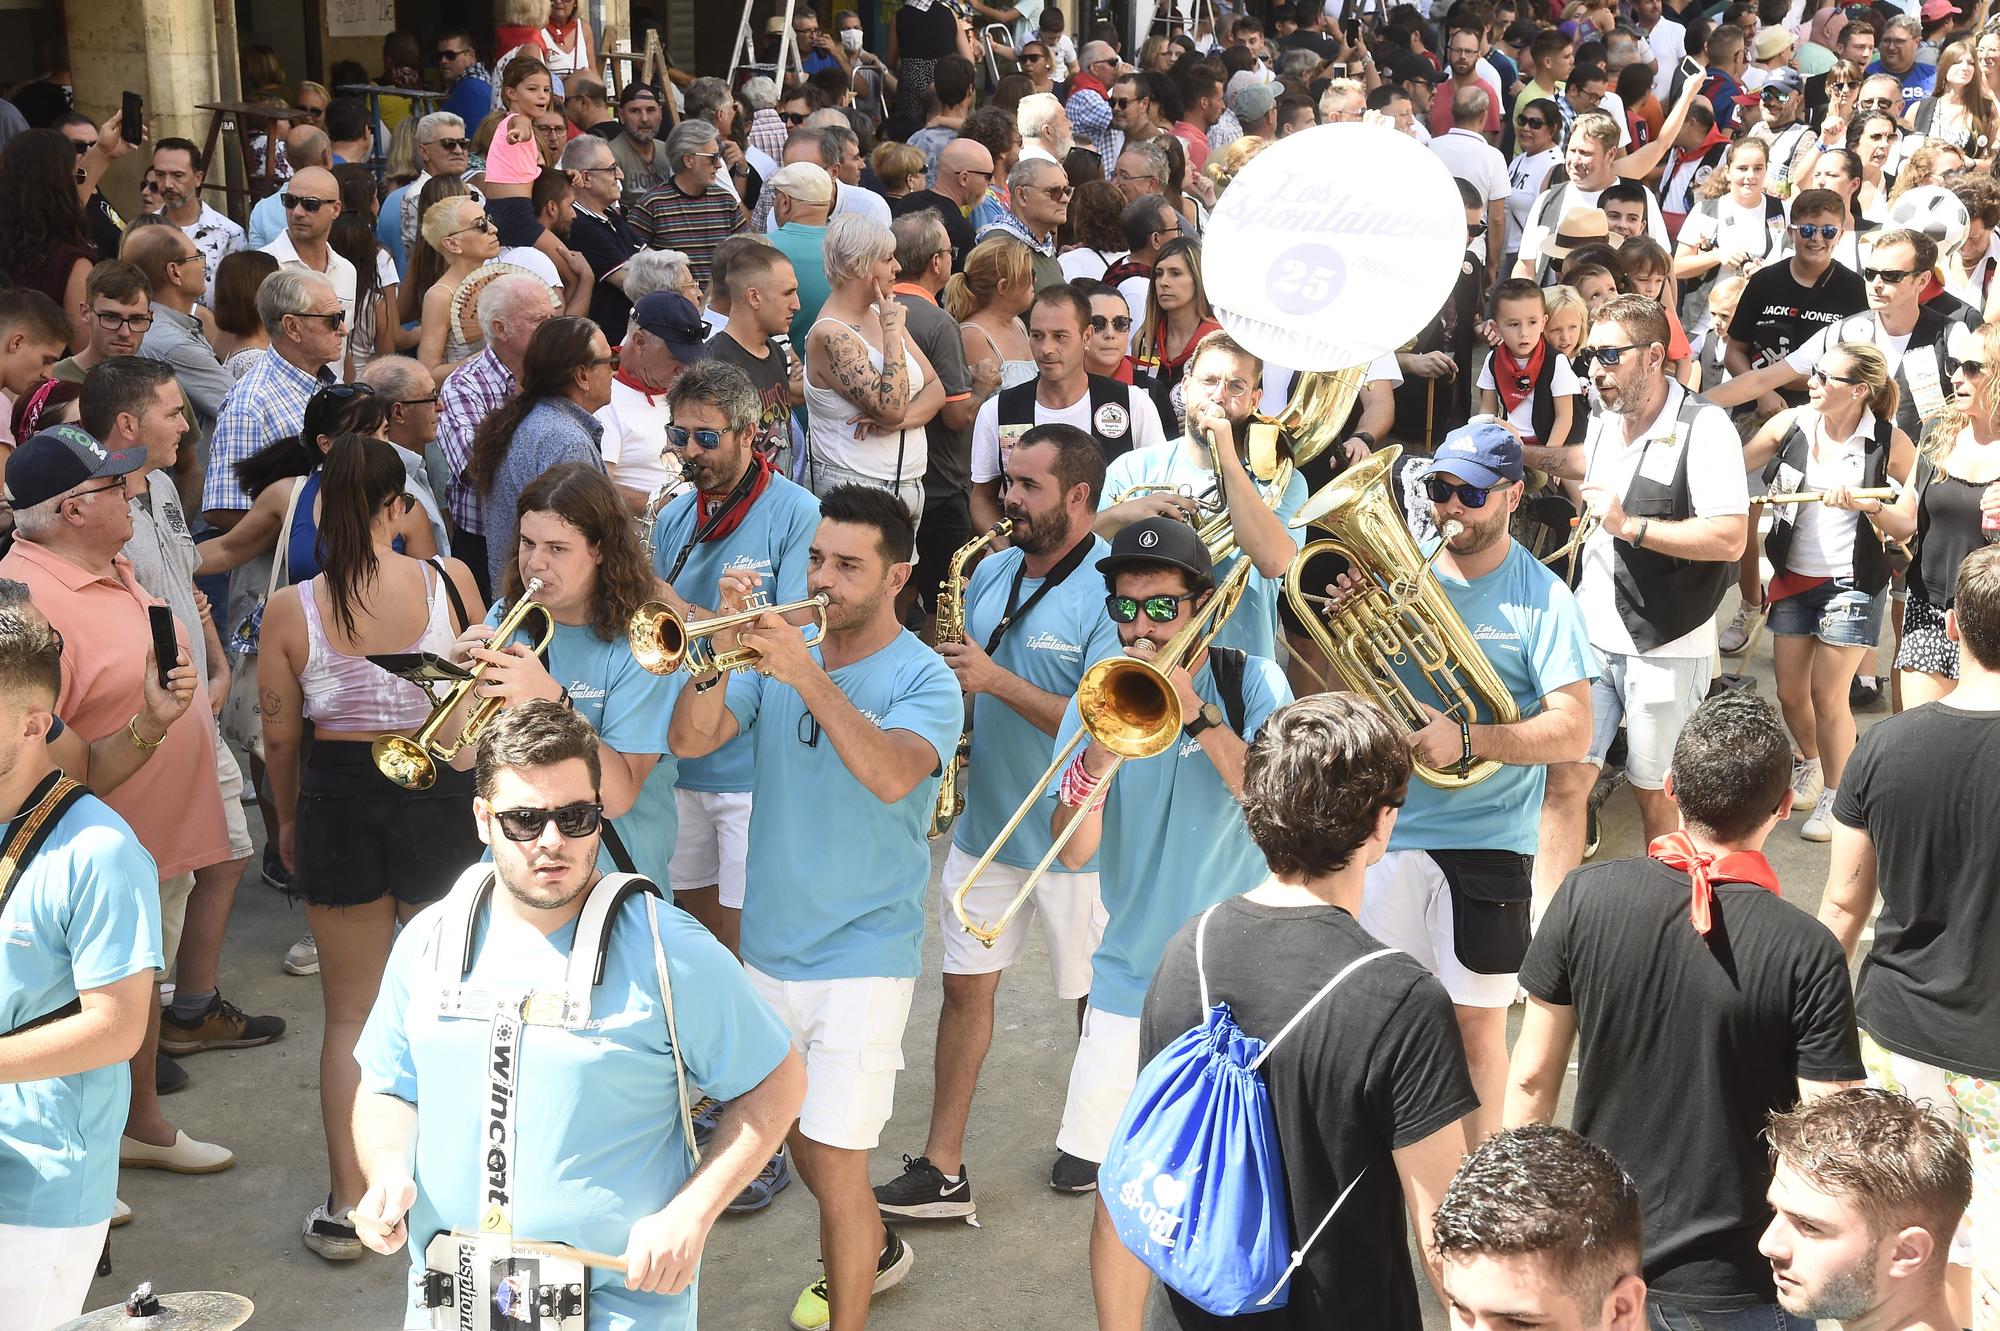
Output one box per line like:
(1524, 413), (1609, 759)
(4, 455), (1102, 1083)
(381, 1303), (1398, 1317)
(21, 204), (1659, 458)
(55, 1287), (253, 1331)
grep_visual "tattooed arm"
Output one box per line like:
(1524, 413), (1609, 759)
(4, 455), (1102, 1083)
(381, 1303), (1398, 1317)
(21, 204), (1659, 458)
(256, 587), (309, 874)
(808, 312), (910, 424)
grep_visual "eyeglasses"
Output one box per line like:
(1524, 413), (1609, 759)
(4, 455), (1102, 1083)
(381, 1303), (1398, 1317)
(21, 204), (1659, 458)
(1106, 592), (1197, 623)
(1581, 342), (1647, 366)
(1423, 476), (1511, 507)
(491, 801), (604, 841)
(535, 124), (567, 138)
(92, 310), (155, 332)
(167, 249), (206, 268)
(281, 193), (333, 212)
(797, 711), (821, 747)
(1861, 265), (1921, 283)
(66, 478), (128, 504)
(446, 215), (496, 238)
(424, 136), (472, 152)
(1793, 222), (1842, 239)
(1190, 372), (1253, 398)
(667, 424), (725, 450)
(587, 352), (621, 368)
(1809, 367), (1864, 386)
(1518, 116), (1550, 129)
(1952, 357), (1989, 376)
(393, 395), (439, 409)
(1088, 314), (1133, 333)
(292, 310), (348, 330)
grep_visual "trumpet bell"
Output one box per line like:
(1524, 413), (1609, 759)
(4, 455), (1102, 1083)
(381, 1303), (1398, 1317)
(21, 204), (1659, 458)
(629, 600), (689, 675)
(1077, 657), (1186, 760)
(371, 734), (438, 791)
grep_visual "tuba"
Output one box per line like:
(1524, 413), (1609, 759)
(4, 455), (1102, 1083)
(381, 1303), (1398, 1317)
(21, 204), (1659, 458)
(929, 519), (1012, 841)
(1281, 447), (1520, 788)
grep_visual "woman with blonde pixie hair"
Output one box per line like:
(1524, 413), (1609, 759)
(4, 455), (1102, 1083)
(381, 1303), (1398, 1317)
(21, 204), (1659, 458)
(1741, 341), (1916, 839)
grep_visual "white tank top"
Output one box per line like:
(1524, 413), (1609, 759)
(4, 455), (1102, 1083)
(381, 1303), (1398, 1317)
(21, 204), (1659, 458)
(804, 315), (929, 484)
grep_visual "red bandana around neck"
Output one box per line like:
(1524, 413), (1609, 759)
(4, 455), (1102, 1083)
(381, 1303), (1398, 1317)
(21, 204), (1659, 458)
(1492, 339), (1547, 418)
(1648, 830), (1782, 936)
(698, 452), (775, 543)
(615, 366), (662, 403)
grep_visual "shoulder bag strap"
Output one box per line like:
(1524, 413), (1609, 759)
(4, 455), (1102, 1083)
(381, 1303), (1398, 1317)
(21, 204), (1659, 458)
(428, 557), (471, 632)
(267, 475), (309, 602)
(645, 895), (701, 1172)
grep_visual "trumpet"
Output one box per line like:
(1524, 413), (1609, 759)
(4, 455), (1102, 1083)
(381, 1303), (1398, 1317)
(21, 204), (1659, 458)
(372, 580), (556, 791)
(627, 590), (831, 675)
(1759, 486), (1899, 505)
(950, 559), (1252, 947)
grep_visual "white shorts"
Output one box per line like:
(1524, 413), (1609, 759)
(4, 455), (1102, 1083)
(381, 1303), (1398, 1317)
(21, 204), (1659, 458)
(1056, 1006), (1142, 1164)
(0, 1218), (112, 1331)
(1360, 850), (1521, 1009)
(668, 788), (752, 908)
(744, 966), (915, 1151)
(1586, 647), (1712, 790)
(215, 733), (253, 862)
(939, 843), (1105, 1000)
(159, 871), (196, 979)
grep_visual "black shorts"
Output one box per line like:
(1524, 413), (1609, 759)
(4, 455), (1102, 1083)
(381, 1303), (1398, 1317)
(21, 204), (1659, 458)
(294, 741), (482, 909)
(487, 194), (545, 251)
(913, 491), (974, 612)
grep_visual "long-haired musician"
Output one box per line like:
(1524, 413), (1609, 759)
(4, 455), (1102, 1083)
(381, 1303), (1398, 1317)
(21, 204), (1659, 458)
(873, 423), (1121, 1225)
(668, 485), (961, 1331)
(1042, 515), (1293, 1327)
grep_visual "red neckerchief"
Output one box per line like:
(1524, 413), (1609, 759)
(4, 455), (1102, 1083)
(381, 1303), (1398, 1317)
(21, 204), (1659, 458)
(615, 366), (662, 404)
(1648, 830), (1782, 937)
(1072, 71), (1108, 99)
(699, 451), (775, 542)
(1492, 339), (1547, 418)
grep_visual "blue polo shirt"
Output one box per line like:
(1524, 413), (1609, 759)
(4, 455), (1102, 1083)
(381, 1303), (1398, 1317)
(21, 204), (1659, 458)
(652, 474), (822, 793)
(355, 887), (790, 1331)
(725, 630), (961, 981)
(952, 537), (1123, 872)
(1057, 652), (1291, 1017)
(0, 792), (162, 1228)
(1100, 441), (1308, 661)
(1385, 538), (1596, 856)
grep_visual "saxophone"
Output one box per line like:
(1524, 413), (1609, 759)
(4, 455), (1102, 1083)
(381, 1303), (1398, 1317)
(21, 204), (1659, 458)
(928, 518), (1013, 841)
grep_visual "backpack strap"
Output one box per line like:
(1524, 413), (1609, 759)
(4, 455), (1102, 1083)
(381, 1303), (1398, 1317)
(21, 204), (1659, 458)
(1207, 646), (1248, 738)
(1247, 947), (1396, 1072)
(644, 891), (700, 1172)
(1193, 902), (1223, 1012)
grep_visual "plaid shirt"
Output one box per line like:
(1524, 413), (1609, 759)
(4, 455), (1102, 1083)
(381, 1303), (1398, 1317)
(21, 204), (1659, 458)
(201, 349), (328, 516)
(437, 347), (517, 535)
(1066, 86), (1122, 173)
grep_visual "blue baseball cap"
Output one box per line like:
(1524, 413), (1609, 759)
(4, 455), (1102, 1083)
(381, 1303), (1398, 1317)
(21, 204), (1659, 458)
(1419, 421), (1523, 489)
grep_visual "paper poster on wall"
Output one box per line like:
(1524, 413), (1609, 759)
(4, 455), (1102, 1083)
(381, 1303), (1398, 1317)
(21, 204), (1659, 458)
(328, 0), (396, 37)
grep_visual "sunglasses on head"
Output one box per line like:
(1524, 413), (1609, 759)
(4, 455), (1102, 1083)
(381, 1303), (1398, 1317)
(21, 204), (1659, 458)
(1861, 265), (1920, 283)
(281, 193), (332, 212)
(1107, 592), (1197, 623)
(491, 802), (604, 841)
(667, 424), (725, 450)
(1793, 222), (1841, 239)
(1423, 476), (1510, 507)
(1581, 342), (1647, 366)
(1089, 313), (1133, 333)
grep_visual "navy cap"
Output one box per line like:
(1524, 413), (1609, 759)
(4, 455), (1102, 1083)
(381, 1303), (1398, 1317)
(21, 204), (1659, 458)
(633, 292), (710, 361)
(1097, 515), (1214, 584)
(1386, 50), (1448, 85)
(1420, 420), (1524, 489)
(3, 423), (146, 510)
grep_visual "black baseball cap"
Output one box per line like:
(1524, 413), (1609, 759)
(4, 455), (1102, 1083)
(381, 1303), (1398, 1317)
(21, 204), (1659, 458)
(619, 82), (662, 107)
(1097, 516), (1214, 583)
(4, 423), (146, 510)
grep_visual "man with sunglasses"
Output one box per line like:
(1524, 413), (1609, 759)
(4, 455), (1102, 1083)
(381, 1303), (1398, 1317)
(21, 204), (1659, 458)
(434, 29), (493, 130)
(1724, 188), (1867, 412)
(630, 120), (749, 295)
(670, 485), (960, 1331)
(1507, 98), (1564, 270)
(1350, 422), (1594, 1146)
(202, 269), (341, 529)
(259, 165), (356, 373)
(976, 157), (1070, 292)
(396, 113), (481, 261)
(1065, 41), (1125, 169)
(151, 138), (243, 308)
(1042, 515), (1292, 1303)
(351, 699), (806, 1331)
(356, 356), (452, 554)
(1750, 69), (1815, 197)
(558, 134), (641, 342)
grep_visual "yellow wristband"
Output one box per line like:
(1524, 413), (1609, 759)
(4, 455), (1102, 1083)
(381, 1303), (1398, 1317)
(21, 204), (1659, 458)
(127, 713), (165, 752)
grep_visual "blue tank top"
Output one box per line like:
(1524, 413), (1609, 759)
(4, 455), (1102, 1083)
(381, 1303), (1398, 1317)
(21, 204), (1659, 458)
(285, 471), (405, 587)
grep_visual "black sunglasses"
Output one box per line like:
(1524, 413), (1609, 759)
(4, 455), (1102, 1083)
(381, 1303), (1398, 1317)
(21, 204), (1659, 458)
(1518, 116), (1550, 129)
(1106, 592), (1196, 624)
(1809, 367), (1863, 386)
(437, 48), (471, 62)
(781, 111), (809, 124)
(425, 136), (472, 153)
(281, 193), (333, 213)
(1423, 476), (1510, 507)
(1089, 314), (1133, 333)
(1581, 342), (1647, 366)
(491, 802), (604, 841)
(667, 424), (725, 450)
(798, 711), (821, 747)
(1951, 357), (1989, 376)
(1861, 265), (1920, 283)
(71, 138), (92, 157)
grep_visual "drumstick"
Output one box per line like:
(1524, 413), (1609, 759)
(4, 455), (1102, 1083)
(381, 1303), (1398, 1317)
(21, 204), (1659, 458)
(1758, 487), (1899, 505)
(344, 1215), (631, 1273)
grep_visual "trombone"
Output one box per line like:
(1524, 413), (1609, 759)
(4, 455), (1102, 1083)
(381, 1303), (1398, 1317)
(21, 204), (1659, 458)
(950, 560), (1253, 947)
(627, 590), (831, 675)
(371, 579), (556, 791)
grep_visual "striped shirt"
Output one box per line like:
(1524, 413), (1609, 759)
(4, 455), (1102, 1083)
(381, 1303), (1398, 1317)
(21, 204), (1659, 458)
(627, 177), (748, 291)
(436, 347), (517, 537)
(202, 349), (329, 517)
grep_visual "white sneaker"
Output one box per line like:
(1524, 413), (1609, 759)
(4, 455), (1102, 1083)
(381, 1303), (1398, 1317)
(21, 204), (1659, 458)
(1801, 788), (1837, 842)
(1790, 758), (1824, 813)
(282, 932), (319, 976)
(1720, 602), (1761, 655)
(111, 1197), (133, 1228)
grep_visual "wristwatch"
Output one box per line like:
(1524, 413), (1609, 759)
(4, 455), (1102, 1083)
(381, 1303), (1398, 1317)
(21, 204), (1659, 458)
(1183, 702), (1225, 739)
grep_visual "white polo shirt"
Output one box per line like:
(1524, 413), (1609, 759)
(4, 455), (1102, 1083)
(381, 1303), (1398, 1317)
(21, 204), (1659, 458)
(259, 231), (359, 324)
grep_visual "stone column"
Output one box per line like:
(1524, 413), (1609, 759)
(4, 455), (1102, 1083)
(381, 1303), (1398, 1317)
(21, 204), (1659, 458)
(70, 0), (225, 218)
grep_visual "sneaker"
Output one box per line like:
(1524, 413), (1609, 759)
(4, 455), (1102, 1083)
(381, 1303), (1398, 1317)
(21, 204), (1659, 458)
(726, 1147), (793, 1214)
(788, 1228), (914, 1330)
(159, 993), (286, 1055)
(1850, 675), (1886, 712)
(303, 1197), (364, 1261)
(1050, 1151), (1099, 1194)
(874, 1154), (975, 1220)
(1789, 758), (1824, 813)
(282, 933), (319, 977)
(111, 1197), (133, 1228)
(1801, 788), (1837, 843)
(155, 1051), (188, 1096)
(261, 844), (293, 892)
(688, 1096), (721, 1153)
(1719, 602), (1761, 655)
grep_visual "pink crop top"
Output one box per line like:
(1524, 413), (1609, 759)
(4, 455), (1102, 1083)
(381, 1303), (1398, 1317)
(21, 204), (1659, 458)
(298, 565), (459, 732)
(483, 115), (544, 186)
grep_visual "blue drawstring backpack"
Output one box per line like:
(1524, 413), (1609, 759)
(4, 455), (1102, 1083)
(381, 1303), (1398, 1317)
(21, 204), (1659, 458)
(1100, 905), (1393, 1315)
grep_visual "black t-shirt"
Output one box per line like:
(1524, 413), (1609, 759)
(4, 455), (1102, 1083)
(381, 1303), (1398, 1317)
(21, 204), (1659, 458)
(1833, 702), (2000, 1078)
(1520, 857), (1863, 1310)
(1282, 28), (1342, 60)
(569, 205), (641, 343)
(896, 2), (959, 60)
(891, 189), (979, 272)
(1138, 898), (1477, 1331)
(702, 329), (794, 461)
(1726, 258), (1867, 396)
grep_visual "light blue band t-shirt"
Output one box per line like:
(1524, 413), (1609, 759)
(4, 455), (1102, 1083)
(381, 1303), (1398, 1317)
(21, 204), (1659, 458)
(1386, 538), (1596, 856)
(1057, 651), (1292, 1018)
(355, 888), (791, 1331)
(652, 475), (821, 793)
(1099, 440), (1308, 661)
(952, 537), (1124, 872)
(0, 792), (162, 1228)
(728, 630), (962, 981)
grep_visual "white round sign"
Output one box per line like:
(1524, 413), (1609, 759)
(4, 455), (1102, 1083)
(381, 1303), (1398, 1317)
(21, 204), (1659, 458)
(1201, 124), (1467, 372)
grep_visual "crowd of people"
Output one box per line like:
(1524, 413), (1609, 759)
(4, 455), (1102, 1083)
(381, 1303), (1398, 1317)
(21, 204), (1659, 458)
(0, 0), (1995, 1329)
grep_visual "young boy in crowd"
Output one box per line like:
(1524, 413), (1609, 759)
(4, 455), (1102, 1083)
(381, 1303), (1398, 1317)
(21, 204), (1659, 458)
(1478, 277), (1579, 452)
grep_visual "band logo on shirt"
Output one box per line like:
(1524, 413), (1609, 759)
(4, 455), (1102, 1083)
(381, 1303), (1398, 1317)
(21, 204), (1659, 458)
(1024, 631), (1083, 657)
(482, 1010), (519, 1233)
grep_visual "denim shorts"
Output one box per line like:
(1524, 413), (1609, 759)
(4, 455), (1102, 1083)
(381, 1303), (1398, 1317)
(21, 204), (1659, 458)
(1766, 577), (1885, 649)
